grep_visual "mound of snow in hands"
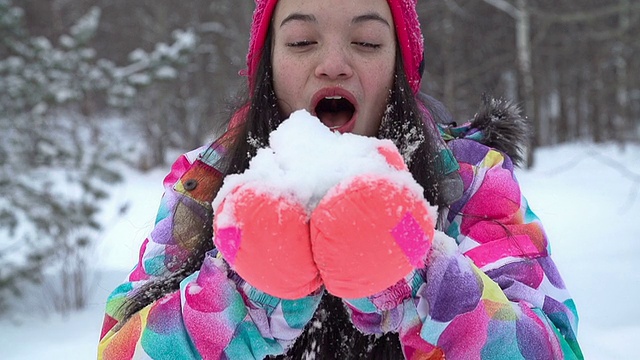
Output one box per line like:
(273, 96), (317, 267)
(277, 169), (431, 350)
(213, 110), (434, 225)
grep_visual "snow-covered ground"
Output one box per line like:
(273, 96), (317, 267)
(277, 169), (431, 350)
(0, 142), (638, 359)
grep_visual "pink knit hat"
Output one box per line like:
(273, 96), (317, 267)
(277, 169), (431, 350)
(244, 0), (424, 93)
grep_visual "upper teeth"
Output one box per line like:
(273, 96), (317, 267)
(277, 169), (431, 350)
(325, 96), (343, 100)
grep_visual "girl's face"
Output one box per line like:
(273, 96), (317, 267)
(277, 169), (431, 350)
(271, 0), (396, 136)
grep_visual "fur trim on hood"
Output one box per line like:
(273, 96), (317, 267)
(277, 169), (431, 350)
(469, 95), (530, 167)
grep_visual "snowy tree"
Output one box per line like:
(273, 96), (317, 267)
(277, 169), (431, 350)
(0, 0), (195, 314)
(105, 0), (250, 168)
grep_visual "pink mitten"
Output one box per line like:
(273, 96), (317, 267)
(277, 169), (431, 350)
(213, 185), (322, 299)
(310, 146), (435, 298)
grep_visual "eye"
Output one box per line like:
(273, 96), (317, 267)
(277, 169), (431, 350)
(286, 40), (317, 47)
(352, 42), (381, 49)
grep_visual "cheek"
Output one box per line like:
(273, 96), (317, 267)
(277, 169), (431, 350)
(272, 56), (291, 113)
(272, 54), (303, 115)
(369, 62), (394, 110)
(361, 55), (394, 97)
(377, 62), (395, 90)
(372, 68), (395, 134)
(272, 54), (286, 94)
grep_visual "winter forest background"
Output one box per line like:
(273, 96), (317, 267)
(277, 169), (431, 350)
(1, 0), (639, 358)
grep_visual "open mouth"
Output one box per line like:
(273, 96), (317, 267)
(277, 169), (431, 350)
(314, 96), (356, 131)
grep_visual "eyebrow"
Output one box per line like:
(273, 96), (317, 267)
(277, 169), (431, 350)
(280, 13), (317, 27)
(279, 12), (390, 28)
(352, 13), (391, 28)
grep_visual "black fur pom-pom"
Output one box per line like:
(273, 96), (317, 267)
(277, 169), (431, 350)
(470, 95), (530, 167)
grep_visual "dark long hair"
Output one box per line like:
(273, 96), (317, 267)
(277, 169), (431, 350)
(119, 28), (450, 359)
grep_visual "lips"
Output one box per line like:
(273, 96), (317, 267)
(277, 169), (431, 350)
(311, 88), (357, 133)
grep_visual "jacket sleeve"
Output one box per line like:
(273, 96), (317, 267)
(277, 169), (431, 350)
(344, 139), (583, 359)
(98, 142), (322, 359)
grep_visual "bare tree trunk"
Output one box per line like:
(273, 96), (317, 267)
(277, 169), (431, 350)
(558, 66), (571, 143)
(615, 0), (631, 145)
(589, 53), (604, 143)
(515, 0), (534, 122)
(481, 0), (536, 167)
(514, 0), (536, 167)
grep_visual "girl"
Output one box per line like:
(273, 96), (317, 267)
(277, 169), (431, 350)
(98, 0), (583, 359)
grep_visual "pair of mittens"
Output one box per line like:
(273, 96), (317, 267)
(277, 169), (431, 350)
(212, 112), (436, 300)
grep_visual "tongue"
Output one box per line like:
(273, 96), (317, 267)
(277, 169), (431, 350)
(318, 111), (352, 129)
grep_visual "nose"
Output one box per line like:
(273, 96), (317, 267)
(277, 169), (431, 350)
(314, 43), (354, 80)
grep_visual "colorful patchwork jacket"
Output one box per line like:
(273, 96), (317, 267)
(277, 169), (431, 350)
(98, 99), (583, 359)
